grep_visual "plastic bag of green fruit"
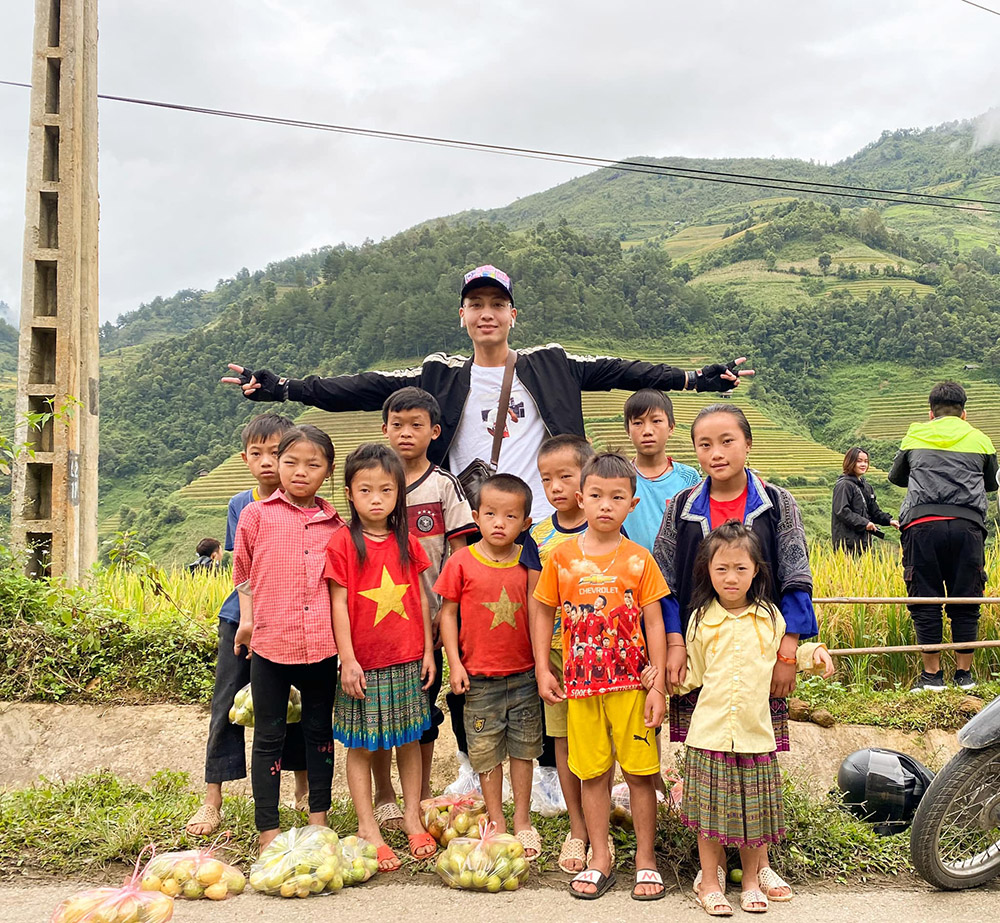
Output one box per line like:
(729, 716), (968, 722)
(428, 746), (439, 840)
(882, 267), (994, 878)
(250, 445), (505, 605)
(139, 833), (245, 901)
(420, 794), (487, 845)
(248, 825), (346, 898)
(434, 820), (530, 893)
(338, 835), (379, 885)
(229, 683), (302, 727)
(51, 846), (174, 923)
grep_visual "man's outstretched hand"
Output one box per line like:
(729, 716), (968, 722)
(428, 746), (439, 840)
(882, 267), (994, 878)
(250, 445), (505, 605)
(221, 364), (286, 401)
(696, 357), (755, 393)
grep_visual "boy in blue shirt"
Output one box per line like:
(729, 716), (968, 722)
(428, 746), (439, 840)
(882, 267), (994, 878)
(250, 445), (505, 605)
(623, 389), (700, 552)
(185, 413), (308, 836)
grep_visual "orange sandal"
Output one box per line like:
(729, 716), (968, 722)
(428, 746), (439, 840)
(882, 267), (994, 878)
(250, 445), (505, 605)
(407, 831), (437, 860)
(376, 843), (401, 872)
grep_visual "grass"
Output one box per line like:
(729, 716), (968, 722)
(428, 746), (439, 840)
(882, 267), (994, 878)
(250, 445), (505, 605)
(0, 770), (910, 884)
(810, 542), (1000, 685)
(794, 675), (1000, 734)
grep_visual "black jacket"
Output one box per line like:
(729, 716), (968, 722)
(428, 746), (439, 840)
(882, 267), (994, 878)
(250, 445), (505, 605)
(265, 344), (724, 468)
(831, 475), (892, 553)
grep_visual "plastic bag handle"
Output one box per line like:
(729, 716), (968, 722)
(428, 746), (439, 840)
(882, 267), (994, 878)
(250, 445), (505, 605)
(201, 830), (232, 859)
(477, 817), (497, 841)
(126, 843), (157, 888)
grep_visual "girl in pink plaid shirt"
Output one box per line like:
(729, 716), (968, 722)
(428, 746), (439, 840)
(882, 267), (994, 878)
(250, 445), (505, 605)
(326, 444), (437, 871)
(233, 425), (346, 852)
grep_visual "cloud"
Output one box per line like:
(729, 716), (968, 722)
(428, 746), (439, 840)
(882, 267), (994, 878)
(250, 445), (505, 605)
(1, 0), (999, 323)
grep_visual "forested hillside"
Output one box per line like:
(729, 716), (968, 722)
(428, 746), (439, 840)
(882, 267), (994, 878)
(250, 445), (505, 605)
(30, 113), (1000, 553)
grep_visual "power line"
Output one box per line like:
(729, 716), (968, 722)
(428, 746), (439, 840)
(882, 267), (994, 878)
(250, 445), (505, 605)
(2, 78), (999, 213)
(958, 0), (1000, 17)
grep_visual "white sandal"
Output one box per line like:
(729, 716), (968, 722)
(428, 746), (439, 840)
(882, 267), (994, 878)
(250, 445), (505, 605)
(758, 866), (793, 901)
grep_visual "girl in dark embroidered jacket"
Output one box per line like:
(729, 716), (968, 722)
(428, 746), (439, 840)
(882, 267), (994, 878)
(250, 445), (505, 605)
(652, 403), (817, 903)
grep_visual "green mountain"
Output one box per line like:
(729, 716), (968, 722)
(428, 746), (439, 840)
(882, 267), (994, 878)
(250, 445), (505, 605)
(44, 115), (1000, 558)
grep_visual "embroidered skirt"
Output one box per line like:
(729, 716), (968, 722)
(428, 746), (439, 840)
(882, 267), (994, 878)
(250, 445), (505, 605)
(333, 659), (430, 751)
(670, 689), (790, 752)
(680, 746), (785, 847)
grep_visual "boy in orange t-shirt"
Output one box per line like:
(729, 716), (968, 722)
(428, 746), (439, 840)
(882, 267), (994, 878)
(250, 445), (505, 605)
(534, 453), (668, 900)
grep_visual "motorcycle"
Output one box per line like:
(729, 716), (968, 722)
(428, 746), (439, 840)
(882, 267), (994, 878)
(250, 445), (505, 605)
(910, 692), (1000, 889)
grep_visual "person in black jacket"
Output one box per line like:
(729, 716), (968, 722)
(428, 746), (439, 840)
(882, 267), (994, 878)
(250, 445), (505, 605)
(831, 447), (897, 554)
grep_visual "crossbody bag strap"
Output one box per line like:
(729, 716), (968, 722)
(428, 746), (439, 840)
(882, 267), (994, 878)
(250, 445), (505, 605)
(489, 349), (517, 469)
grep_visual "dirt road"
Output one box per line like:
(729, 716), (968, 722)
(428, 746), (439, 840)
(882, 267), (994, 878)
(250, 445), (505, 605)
(10, 875), (1000, 923)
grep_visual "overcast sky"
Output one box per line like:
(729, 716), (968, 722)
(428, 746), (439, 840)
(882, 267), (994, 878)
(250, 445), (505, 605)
(1, 0), (999, 324)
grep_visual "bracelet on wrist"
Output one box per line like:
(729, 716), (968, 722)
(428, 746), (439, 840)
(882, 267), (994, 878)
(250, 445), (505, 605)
(776, 652), (797, 666)
(668, 643), (686, 649)
(647, 687), (666, 697)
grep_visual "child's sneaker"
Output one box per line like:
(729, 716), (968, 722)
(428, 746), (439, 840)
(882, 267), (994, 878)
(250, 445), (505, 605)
(952, 669), (976, 690)
(910, 670), (945, 692)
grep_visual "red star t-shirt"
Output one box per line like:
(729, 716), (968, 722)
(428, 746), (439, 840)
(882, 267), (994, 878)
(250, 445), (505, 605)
(324, 529), (430, 671)
(434, 545), (534, 677)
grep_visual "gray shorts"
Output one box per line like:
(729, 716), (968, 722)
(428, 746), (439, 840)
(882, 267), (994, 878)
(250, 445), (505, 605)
(464, 668), (543, 773)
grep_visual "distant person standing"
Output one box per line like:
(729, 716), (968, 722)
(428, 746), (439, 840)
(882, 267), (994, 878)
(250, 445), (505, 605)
(830, 447), (897, 554)
(888, 382), (998, 692)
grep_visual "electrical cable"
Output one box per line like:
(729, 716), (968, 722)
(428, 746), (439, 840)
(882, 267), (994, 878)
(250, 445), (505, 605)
(958, 0), (1000, 17)
(2, 78), (998, 213)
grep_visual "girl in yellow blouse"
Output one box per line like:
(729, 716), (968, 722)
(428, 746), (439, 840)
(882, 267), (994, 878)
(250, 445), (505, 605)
(671, 521), (833, 915)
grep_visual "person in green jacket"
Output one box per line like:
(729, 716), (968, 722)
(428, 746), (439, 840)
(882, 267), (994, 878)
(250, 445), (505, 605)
(888, 382), (999, 692)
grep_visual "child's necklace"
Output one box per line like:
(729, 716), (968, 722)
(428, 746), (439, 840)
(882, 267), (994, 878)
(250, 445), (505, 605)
(476, 541), (517, 564)
(634, 459), (671, 480)
(580, 530), (623, 569)
(362, 528), (390, 538)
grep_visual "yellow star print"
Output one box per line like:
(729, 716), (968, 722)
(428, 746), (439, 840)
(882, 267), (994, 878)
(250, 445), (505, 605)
(359, 566), (410, 627)
(483, 587), (522, 631)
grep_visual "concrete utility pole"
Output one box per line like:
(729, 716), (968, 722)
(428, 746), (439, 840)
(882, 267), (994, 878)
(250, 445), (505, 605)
(11, 0), (99, 580)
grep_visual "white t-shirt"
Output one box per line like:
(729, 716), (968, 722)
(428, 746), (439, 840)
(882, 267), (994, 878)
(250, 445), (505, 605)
(449, 365), (550, 521)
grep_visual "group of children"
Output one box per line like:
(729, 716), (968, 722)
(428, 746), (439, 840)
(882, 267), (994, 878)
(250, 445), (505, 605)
(185, 385), (833, 913)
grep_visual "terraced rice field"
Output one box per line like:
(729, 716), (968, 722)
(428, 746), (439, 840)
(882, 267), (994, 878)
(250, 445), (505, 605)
(821, 278), (934, 298)
(178, 354), (846, 514)
(861, 381), (1000, 449)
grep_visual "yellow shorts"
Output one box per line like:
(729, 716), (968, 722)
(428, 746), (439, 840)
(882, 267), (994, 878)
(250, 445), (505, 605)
(567, 689), (660, 781)
(543, 649), (568, 738)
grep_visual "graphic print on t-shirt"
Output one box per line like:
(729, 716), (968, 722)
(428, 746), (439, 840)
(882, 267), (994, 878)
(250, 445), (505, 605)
(534, 538), (668, 698)
(481, 398), (525, 439)
(484, 587), (521, 630)
(360, 566), (411, 626)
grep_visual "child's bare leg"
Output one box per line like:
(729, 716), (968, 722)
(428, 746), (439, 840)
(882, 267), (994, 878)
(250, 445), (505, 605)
(397, 741), (435, 857)
(571, 768), (614, 894)
(625, 771), (662, 897)
(419, 741), (435, 802)
(293, 770), (308, 803)
(653, 735), (667, 794)
(371, 747), (398, 807)
(346, 748), (397, 870)
(479, 763), (507, 832)
(509, 757), (536, 854)
(696, 835), (727, 900)
(739, 843), (767, 909)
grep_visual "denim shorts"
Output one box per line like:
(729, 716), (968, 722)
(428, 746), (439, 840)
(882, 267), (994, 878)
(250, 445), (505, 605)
(464, 668), (543, 773)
